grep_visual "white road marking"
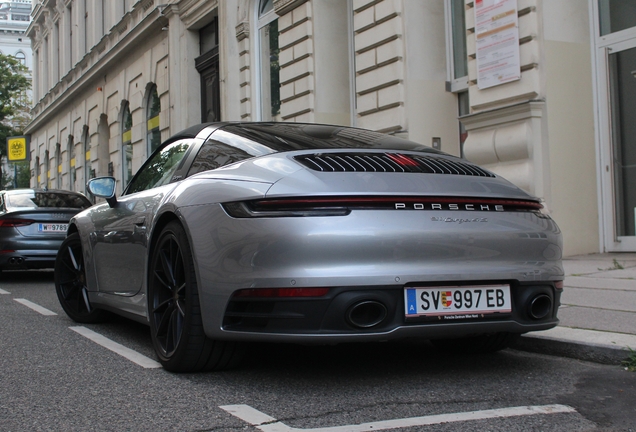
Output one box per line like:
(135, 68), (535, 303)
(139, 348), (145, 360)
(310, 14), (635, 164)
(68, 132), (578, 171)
(14, 298), (57, 316)
(70, 326), (162, 369)
(0, 288), (10, 294)
(220, 404), (577, 432)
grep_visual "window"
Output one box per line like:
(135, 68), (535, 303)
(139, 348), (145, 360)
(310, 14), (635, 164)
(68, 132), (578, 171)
(14, 51), (25, 65)
(196, 18), (221, 122)
(44, 149), (50, 187)
(445, 0), (470, 154)
(126, 140), (193, 195)
(599, 0), (636, 36)
(121, 102), (133, 188)
(68, 4), (74, 67)
(67, 136), (75, 191)
(257, 0), (280, 121)
(187, 129), (272, 176)
(146, 85), (161, 155)
(83, 127), (91, 193)
(446, 0), (468, 92)
(35, 156), (40, 186)
(43, 36), (49, 91)
(83, 0), (89, 51)
(55, 22), (60, 78)
(6, 191), (91, 210)
(55, 144), (61, 189)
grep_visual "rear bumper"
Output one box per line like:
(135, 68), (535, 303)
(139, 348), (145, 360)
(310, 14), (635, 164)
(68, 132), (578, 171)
(179, 204), (564, 342)
(0, 248), (60, 270)
(218, 281), (562, 342)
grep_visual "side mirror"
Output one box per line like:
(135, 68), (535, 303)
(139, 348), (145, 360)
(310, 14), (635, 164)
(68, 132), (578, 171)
(87, 177), (118, 208)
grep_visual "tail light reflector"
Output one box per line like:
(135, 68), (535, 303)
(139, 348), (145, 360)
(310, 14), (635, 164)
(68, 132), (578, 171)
(233, 288), (330, 298)
(0, 218), (34, 227)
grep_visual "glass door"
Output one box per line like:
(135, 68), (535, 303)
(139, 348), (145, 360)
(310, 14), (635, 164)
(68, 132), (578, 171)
(597, 36), (636, 251)
(609, 46), (636, 240)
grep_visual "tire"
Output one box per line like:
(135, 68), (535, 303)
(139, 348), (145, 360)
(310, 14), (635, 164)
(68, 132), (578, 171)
(55, 232), (108, 323)
(431, 332), (520, 354)
(148, 221), (244, 372)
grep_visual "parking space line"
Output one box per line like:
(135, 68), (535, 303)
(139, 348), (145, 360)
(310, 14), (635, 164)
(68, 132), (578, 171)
(69, 326), (162, 369)
(14, 298), (57, 316)
(0, 288), (10, 294)
(220, 404), (577, 432)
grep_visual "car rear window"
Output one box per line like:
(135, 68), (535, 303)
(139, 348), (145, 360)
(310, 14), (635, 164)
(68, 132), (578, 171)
(219, 123), (444, 154)
(6, 192), (92, 209)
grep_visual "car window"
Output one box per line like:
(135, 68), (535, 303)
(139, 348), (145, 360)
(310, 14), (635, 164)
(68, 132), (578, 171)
(220, 123), (444, 154)
(126, 140), (193, 194)
(6, 191), (92, 209)
(187, 129), (275, 176)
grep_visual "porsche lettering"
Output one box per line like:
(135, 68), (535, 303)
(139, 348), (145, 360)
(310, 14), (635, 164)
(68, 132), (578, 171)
(395, 203), (505, 211)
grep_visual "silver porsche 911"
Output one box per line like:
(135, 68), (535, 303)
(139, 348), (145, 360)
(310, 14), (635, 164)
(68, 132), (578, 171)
(54, 122), (563, 372)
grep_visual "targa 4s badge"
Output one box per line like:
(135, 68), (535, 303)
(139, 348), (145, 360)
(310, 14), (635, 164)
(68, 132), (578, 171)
(431, 217), (488, 224)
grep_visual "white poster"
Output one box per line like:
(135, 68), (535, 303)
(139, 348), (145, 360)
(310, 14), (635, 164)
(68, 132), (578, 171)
(474, 0), (521, 90)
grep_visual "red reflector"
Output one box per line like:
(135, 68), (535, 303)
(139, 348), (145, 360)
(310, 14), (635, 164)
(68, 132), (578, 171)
(555, 281), (564, 289)
(0, 250), (16, 254)
(233, 288), (330, 298)
(386, 153), (419, 166)
(0, 218), (34, 227)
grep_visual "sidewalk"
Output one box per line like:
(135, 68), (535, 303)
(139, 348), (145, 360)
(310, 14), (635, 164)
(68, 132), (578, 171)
(514, 253), (636, 365)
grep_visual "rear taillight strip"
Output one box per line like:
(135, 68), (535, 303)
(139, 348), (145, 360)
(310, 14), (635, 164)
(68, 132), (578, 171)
(223, 196), (544, 218)
(0, 218), (35, 227)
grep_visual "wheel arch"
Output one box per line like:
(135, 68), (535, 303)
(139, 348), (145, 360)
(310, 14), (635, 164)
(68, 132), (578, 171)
(148, 211), (183, 260)
(67, 223), (79, 236)
(147, 210), (198, 285)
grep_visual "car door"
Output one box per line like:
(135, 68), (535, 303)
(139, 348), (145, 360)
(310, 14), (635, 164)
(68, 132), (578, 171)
(90, 139), (197, 295)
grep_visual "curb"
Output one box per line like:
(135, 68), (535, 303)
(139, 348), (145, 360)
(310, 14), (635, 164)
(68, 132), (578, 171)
(512, 334), (632, 365)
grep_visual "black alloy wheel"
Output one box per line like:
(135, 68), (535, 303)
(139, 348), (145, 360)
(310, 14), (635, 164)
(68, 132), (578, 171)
(55, 232), (107, 323)
(148, 221), (244, 372)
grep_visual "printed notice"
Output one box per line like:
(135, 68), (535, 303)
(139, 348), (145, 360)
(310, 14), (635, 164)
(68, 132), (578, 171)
(474, 0), (521, 89)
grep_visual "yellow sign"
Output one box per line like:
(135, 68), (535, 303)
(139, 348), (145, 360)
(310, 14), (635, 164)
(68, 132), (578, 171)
(7, 136), (29, 161)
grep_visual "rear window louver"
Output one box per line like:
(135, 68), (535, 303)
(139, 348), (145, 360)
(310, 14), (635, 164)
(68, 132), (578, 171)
(294, 153), (495, 177)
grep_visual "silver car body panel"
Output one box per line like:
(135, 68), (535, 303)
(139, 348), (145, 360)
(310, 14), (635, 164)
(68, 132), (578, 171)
(72, 146), (563, 341)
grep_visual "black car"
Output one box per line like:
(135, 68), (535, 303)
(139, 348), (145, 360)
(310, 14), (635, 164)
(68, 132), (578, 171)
(0, 189), (92, 271)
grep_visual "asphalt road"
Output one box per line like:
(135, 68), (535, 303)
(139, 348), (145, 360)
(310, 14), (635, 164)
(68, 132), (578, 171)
(1, 270), (635, 431)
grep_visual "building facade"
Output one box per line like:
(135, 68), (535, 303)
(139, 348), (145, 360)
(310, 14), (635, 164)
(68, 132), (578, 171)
(24, 0), (636, 256)
(0, 0), (32, 67)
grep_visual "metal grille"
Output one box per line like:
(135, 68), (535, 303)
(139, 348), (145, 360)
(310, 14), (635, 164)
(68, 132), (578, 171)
(294, 153), (495, 177)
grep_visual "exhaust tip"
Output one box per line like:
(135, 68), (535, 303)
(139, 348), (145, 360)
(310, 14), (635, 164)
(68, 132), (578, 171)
(528, 294), (552, 320)
(346, 300), (387, 329)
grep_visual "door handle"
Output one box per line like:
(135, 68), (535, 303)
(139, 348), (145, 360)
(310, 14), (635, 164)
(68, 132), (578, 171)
(134, 216), (146, 226)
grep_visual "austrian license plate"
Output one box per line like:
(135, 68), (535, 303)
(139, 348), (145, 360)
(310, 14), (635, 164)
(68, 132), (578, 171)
(405, 284), (511, 319)
(38, 223), (68, 233)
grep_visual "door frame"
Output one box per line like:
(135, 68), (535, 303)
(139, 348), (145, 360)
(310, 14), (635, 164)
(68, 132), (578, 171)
(591, 1), (636, 252)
